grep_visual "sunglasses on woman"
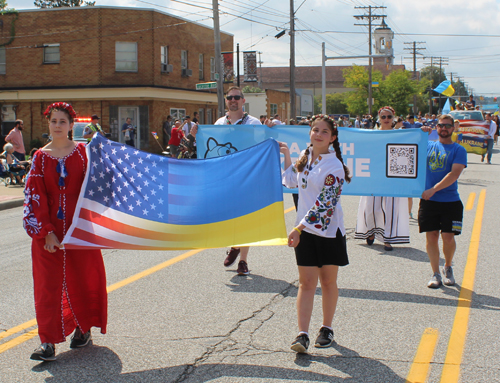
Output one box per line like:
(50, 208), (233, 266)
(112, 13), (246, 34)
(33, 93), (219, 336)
(380, 115), (393, 119)
(226, 95), (242, 101)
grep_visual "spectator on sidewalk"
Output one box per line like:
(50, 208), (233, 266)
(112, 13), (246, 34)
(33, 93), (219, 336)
(5, 119), (26, 162)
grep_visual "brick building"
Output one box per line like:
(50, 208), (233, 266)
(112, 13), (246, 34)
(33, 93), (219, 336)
(255, 64), (406, 100)
(0, 6), (233, 153)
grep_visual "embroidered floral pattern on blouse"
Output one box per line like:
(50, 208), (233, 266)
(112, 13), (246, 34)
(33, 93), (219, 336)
(301, 155), (322, 189)
(304, 174), (344, 231)
(23, 186), (42, 235)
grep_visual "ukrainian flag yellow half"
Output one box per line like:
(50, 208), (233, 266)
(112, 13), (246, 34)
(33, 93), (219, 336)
(434, 80), (455, 97)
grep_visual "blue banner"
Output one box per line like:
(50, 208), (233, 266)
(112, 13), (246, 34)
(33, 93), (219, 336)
(197, 125), (428, 198)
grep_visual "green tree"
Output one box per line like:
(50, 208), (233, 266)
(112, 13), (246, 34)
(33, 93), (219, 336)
(342, 65), (383, 115)
(242, 85), (263, 93)
(34, 0), (95, 8)
(452, 79), (467, 97)
(378, 69), (431, 116)
(315, 93), (349, 115)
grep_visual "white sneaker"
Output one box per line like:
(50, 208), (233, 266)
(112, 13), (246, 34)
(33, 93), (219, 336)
(442, 266), (455, 286)
(427, 272), (442, 288)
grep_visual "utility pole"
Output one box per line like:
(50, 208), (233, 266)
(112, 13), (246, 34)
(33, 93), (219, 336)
(354, 5), (386, 116)
(236, 43), (240, 88)
(290, 0), (296, 120)
(403, 41), (425, 115)
(322, 42), (326, 115)
(212, 0), (225, 118)
(258, 51), (263, 89)
(424, 56), (448, 113)
(449, 72), (458, 101)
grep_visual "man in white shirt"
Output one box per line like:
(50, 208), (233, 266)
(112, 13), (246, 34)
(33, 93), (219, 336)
(182, 115), (195, 135)
(215, 86), (263, 276)
(482, 112), (496, 164)
(272, 114), (283, 125)
(215, 86), (262, 126)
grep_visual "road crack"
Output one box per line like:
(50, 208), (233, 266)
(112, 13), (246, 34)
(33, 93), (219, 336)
(172, 278), (299, 382)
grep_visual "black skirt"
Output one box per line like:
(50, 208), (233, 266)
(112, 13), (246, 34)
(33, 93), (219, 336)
(294, 228), (349, 267)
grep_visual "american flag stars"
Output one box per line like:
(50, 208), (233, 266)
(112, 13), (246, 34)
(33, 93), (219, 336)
(85, 136), (170, 221)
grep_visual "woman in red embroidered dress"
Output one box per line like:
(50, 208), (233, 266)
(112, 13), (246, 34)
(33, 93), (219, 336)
(23, 102), (107, 361)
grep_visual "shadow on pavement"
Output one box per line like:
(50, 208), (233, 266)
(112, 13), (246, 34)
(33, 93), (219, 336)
(31, 344), (405, 382)
(226, 274), (500, 311)
(351, 243), (430, 263)
(294, 342), (405, 382)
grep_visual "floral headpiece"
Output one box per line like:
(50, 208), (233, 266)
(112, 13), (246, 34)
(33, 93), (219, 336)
(43, 102), (77, 120)
(310, 114), (337, 128)
(378, 106), (395, 116)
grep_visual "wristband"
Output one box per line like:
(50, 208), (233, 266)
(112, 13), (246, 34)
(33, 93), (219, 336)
(293, 227), (302, 235)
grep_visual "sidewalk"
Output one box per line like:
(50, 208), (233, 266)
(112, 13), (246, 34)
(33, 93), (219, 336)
(0, 185), (25, 211)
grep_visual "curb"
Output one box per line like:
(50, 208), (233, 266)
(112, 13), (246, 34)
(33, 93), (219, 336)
(0, 198), (24, 211)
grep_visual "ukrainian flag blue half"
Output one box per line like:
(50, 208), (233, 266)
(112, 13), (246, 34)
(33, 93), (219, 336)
(434, 80), (455, 97)
(62, 134), (287, 250)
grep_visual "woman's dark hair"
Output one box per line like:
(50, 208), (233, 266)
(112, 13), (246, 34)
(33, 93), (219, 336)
(295, 115), (351, 183)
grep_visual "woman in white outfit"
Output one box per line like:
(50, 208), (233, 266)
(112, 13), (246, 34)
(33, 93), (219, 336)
(354, 106), (410, 251)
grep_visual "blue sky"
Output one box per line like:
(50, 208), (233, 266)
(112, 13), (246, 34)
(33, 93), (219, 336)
(13, 0), (500, 97)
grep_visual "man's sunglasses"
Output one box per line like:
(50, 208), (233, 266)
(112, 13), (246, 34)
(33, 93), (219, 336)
(437, 123), (453, 129)
(380, 115), (393, 119)
(226, 95), (242, 101)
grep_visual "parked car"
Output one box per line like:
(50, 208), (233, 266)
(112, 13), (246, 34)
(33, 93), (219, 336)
(72, 118), (91, 143)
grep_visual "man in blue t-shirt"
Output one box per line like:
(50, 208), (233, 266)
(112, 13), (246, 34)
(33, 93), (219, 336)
(419, 114), (467, 288)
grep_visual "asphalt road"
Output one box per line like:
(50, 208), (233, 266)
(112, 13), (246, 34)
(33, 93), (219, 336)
(0, 151), (499, 383)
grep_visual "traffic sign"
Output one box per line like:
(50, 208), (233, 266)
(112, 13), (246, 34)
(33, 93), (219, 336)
(196, 82), (217, 90)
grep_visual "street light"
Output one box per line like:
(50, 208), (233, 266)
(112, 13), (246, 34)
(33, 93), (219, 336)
(275, 30), (286, 39)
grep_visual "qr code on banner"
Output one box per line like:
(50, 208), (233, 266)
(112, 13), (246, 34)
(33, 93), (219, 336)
(386, 144), (418, 178)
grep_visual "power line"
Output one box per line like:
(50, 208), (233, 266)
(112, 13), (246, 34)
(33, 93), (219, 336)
(298, 30), (500, 38)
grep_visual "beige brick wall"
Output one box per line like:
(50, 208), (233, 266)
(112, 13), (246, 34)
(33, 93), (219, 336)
(0, 7), (233, 89)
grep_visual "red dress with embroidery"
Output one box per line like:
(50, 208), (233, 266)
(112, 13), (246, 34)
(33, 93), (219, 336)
(23, 143), (107, 344)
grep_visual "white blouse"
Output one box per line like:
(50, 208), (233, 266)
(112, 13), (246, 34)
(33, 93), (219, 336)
(282, 149), (346, 238)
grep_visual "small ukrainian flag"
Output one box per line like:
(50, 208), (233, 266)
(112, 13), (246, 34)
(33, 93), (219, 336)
(434, 80), (455, 97)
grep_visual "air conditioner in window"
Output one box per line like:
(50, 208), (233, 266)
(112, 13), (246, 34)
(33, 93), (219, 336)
(161, 64), (173, 73)
(182, 68), (193, 77)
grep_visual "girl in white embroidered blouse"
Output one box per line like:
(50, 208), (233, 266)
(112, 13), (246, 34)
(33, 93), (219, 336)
(280, 115), (351, 353)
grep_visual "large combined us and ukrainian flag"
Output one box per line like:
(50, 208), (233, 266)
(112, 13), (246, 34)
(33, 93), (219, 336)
(62, 134), (287, 250)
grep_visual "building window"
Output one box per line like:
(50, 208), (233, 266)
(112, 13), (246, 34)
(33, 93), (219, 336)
(0, 47), (5, 74)
(43, 44), (60, 64)
(181, 50), (188, 70)
(161, 46), (168, 65)
(270, 103), (278, 116)
(161, 46), (172, 73)
(116, 42), (138, 72)
(170, 108), (186, 120)
(206, 108), (213, 124)
(199, 53), (204, 80)
(210, 57), (216, 81)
